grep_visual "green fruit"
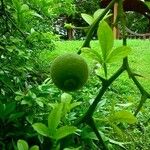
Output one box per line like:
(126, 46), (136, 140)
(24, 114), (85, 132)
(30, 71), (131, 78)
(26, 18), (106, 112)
(50, 53), (89, 92)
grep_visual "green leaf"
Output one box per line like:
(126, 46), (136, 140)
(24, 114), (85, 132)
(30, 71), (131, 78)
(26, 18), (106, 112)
(29, 145), (39, 150)
(17, 139), (29, 150)
(106, 46), (132, 63)
(21, 4), (29, 12)
(61, 93), (72, 117)
(0, 103), (5, 118)
(81, 130), (98, 140)
(36, 97), (44, 107)
(64, 23), (74, 29)
(81, 47), (103, 64)
(70, 102), (82, 110)
(116, 103), (133, 108)
(110, 111), (137, 124)
(81, 13), (94, 25)
(109, 122), (124, 137)
(26, 115), (33, 124)
(0, 102), (16, 118)
(48, 103), (63, 135)
(12, 0), (21, 12)
(109, 139), (130, 149)
(32, 123), (50, 137)
(5, 102), (16, 116)
(33, 12), (43, 19)
(64, 147), (81, 150)
(61, 93), (72, 103)
(93, 9), (104, 20)
(0, 45), (5, 50)
(54, 126), (77, 140)
(12, 139), (18, 150)
(9, 112), (25, 121)
(93, 9), (112, 20)
(97, 21), (114, 60)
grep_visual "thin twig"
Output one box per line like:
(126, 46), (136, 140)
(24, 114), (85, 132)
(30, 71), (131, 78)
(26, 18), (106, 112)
(134, 94), (147, 116)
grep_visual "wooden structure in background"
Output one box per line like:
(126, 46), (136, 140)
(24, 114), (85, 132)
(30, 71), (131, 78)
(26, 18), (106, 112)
(113, 3), (118, 39)
(121, 27), (150, 39)
(100, 0), (150, 39)
(100, 0), (150, 18)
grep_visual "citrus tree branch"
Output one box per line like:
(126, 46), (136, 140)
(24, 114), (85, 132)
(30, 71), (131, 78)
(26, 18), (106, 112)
(125, 65), (150, 116)
(77, 0), (116, 54)
(75, 65), (125, 125)
(87, 118), (108, 150)
(118, 0), (150, 116)
(134, 95), (148, 116)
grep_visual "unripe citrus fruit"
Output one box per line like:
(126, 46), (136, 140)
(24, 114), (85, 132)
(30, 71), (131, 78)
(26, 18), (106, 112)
(50, 53), (89, 92)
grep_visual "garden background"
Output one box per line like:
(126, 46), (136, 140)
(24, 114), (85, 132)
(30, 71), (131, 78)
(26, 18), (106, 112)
(0, 0), (150, 150)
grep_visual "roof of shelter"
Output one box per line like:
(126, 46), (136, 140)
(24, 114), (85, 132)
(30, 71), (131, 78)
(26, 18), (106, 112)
(100, 0), (150, 18)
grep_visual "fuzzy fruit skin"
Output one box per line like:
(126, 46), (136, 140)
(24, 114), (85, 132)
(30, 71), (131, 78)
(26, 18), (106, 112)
(50, 53), (89, 92)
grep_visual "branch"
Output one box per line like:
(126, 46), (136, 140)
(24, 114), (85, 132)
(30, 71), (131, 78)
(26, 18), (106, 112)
(129, 71), (150, 98)
(97, 75), (107, 83)
(128, 68), (150, 116)
(77, 0), (116, 54)
(122, 42), (150, 117)
(87, 118), (108, 150)
(118, 0), (150, 116)
(123, 58), (150, 116)
(134, 94), (147, 116)
(75, 65), (125, 125)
